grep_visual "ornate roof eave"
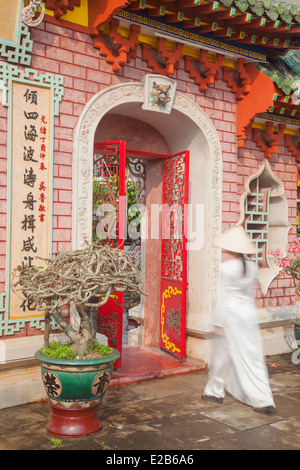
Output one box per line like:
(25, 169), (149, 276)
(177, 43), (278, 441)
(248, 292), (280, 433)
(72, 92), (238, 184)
(45, 1), (300, 55)
(114, 0), (300, 56)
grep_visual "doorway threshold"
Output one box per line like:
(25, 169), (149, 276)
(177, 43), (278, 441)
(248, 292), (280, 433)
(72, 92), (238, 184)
(110, 346), (206, 387)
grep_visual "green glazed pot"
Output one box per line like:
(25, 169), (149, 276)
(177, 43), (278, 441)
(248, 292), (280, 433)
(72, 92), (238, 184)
(292, 319), (300, 343)
(35, 349), (120, 437)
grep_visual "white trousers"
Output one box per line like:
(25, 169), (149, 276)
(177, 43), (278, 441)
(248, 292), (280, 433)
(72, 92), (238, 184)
(204, 332), (275, 408)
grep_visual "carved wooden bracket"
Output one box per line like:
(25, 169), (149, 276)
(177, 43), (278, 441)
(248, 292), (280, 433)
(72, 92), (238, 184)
(184, 52), (223, 91)
(284, 131), (300, 162)
(93, 18), (140, 72)
(45, 0), (81, 19)
(223, 58), (252, 100)
(252, 122), (286, 158)
(142, 44), (167, 75)
(157, 38), (183, 76)
(265, 122), (286, 157)
(252, 128), (269, 156)
(142, 39), (183, 76)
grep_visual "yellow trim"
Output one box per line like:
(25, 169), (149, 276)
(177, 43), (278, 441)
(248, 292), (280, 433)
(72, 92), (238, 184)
(101, 25), (237, 68)
(160, 286), (182, 354)
(45, 8), (54, 17)
(283, 127), (299, 136)
(252, 122), (299, 136)
(45, 0), (88, 27)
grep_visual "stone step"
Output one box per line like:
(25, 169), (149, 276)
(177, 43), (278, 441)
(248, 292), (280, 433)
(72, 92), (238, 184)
(0, 364), (46, 410)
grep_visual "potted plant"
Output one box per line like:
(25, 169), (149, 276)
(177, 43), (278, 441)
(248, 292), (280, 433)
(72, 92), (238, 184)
(12, 241), (144, 437)
(268, 237), (300, 345)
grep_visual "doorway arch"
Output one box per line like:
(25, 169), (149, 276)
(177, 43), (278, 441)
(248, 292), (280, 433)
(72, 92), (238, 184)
(72, 79), (223, 361)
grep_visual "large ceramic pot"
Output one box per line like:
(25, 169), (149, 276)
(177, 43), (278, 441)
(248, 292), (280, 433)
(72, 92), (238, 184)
(292, 319), (300, 343)
(35, 349), (120, 437)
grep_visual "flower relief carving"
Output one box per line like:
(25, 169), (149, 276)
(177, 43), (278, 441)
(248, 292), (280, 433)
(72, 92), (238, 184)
(237, 159), (291, 296)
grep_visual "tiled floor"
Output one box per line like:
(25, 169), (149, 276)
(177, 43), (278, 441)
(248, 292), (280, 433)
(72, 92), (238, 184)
(110, 345), (206, 386)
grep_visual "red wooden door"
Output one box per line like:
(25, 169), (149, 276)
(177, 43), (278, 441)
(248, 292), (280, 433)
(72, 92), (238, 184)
(93, 141), (126, 368)
(160, 150), (190, 360)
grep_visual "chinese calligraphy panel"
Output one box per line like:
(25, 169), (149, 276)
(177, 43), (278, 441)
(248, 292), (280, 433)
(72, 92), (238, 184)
(10, 82), (51, 319)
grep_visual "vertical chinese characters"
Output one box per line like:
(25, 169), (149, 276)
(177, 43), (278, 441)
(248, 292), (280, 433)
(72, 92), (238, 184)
(10, 83), (50, 319)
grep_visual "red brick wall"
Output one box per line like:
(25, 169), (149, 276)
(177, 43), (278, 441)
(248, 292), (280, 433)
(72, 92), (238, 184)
(0, 19), (298, 336)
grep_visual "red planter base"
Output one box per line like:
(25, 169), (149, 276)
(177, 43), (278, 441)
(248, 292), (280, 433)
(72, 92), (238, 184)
(47, 403), (102, 437)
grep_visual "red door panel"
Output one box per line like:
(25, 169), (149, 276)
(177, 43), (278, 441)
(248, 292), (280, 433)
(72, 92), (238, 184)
(93, 141), (126, 368)
(160, 151), (190, 360)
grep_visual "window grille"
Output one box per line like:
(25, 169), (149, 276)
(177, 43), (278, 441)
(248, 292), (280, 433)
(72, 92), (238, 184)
(244, 176), (271, 268)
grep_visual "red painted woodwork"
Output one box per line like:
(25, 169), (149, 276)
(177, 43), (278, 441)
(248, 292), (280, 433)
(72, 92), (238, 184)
(97, 296), (123, 368)
(94, 141), (126, 369)
(142, 39), (183, 76)
(223, 58), (252, 100)
(237, 63), (276, 147)
(265, 122), (286, 158)
(184, 52), (223, 91)
(252, 123), (286, 158)
(88, 0), (132, 33)
(45, 0), (81, 19)
(160, 151), (189, 360)
(93, 18), (140, 72)
(285, 133), (300, 161)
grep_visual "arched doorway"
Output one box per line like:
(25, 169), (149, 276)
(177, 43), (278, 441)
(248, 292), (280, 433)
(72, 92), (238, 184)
(73, 79), (223, 365)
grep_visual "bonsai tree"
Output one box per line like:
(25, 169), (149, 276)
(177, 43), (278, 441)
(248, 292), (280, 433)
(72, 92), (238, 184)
(12, 241), (144, 358)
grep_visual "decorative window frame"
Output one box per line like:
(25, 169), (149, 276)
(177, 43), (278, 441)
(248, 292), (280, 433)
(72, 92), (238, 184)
(0, 63), (64, 336)
(238, 159), (291, 295)
(0, 0), (33, 66)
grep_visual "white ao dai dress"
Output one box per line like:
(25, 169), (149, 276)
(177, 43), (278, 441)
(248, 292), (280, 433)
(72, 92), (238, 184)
(203, 259), (275, 409)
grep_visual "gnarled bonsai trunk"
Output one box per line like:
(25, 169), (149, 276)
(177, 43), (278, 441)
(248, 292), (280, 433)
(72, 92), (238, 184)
(50, 305), (99, 357)
(12, 242), (144, 358)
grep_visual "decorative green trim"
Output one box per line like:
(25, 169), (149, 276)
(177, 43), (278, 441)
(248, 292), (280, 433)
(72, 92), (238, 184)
(0, 63), (64, 337)
(244, 177), (271, 267)
(0, 1), (33, 66)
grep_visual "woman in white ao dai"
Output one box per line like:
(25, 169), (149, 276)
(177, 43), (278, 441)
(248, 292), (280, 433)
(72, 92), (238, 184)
(202, 226), (276, 415)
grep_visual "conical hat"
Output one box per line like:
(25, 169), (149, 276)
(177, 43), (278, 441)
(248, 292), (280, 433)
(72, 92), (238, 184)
(213, 226), (257, 254)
